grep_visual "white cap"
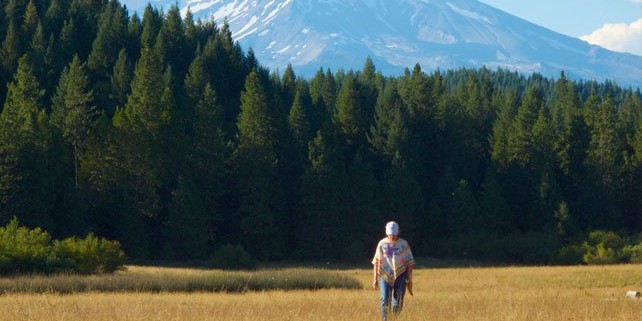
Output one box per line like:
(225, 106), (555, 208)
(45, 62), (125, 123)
(385, 221), (399, 235)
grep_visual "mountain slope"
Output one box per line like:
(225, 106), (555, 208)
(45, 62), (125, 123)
(130, 0), (642, 87)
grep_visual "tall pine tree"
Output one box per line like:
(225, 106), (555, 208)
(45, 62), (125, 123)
(0, 55), (54, 230)
(235, 70), (284, 260)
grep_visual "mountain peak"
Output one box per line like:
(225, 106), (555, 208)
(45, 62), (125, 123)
(138, 0), (642, 86)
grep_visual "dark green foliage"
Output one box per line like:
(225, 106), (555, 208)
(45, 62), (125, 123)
(212, 244), (256, 270)
(108, 48), (132, 112)
(0, 55), (54, 230)
(288, 83), (313, 148)
(297, 129), (348, 260)
(51, 55), (97, 185)
(155, 5), (189, 83)
(235, 70), (284, 260)
(87, 0), (128, 110)
(164, 175), (208, 260)
(1, 23), (22, 86)
(334, 73), (370, 156)
(0, 0), (641, 265)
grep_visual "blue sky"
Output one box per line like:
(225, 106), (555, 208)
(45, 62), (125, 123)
(479, 0), (641, 37)
(479, 0), (642, 55)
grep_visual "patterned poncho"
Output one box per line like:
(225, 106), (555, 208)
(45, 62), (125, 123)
(371, 237), (415, 286)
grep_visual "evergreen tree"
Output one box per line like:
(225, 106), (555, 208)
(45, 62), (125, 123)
(507, 86), (543, 167)
(80, 113), (148, 257)
(368, 80), (409, 175)
(110, 45), (167, 238)
(281, 64), (297, 107)
(154, 5), (188, 82)
(68, 0), (104, 59)
(4, 0), (27, 26)
(1, 23), (23, 87)
(126, 13), (142, 63)
(583, 95), (625, 229)
(140, 4), (161, 48)
(183, 52), (209, 136)
(47, 54), (95, 237)
(87, 0), (128, 110)
(0, 55), (54, 230)
(369, 81), (406, 157)
(298, 129), (348, 259)
(22, 0), (40, 38)
(531, 106), (554, 170)
(184, 53), (209, 107)
(490, 90), (519, 167)
(334, 73), (369, 158)
(28, 23), (48, 96)
(235, 70), (284, 260)
(551, 72), (585, 175)
(124, 46), (168, 138)
(619, 91), (642, 150)
(45, 0), (66, 33)
(460, 71), (493, 184)
(309, 68), (336, 127)
(183, 8), (197, 52)
(288, 82), (313, 148)
(188, 83), (229, 242)
(108, 48), (133, 113)
(58, 18), (77, 63)
(398, 64), (442, 194)
(50, 55), (97, 187)
(201, 22), (250, 136)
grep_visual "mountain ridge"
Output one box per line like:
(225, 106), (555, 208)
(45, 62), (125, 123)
(125, 0), (642, 87)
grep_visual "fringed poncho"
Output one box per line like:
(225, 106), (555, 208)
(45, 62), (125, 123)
(372, 238), (415, 286)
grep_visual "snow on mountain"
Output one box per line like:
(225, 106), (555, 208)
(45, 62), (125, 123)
(124, 0), (642, 87)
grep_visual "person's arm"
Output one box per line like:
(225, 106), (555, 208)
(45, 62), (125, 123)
(406, 240), (415, 293)
(406, 265), (413, 292)
(373, 259), (379, 289)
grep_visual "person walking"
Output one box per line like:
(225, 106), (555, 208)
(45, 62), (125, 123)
(372, 221), (415, 321)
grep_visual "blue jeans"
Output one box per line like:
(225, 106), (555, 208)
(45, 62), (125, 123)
(379, 272), (407, 320)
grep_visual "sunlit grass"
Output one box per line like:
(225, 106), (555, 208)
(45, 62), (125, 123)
(1, 264), (641, 320)
(0, 266), (361, 294)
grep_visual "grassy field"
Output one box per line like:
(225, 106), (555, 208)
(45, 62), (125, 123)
(1, 263), (641, 320)
(0, 266), (361, 294)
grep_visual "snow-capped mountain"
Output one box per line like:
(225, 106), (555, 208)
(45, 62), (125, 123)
(124, 0), (642, 87)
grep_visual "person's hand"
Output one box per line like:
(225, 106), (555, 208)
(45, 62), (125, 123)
(406, 279), (413, 294)
(373, 279), (379, 290)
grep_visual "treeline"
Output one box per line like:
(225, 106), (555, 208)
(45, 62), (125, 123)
(1, 0), (642, 264)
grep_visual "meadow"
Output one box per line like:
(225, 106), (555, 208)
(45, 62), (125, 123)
(0, 262), (641, 321)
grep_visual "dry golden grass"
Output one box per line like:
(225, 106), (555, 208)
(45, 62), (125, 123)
(1, 264), (641, 321)
(0, 266), (360, 294)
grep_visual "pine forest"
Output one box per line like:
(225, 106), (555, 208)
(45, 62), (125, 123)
(1, 0), (642, 264)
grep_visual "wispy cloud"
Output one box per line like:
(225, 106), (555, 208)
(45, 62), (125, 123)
(580, 18), (642, 56)
(631, 0), (642, 3)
